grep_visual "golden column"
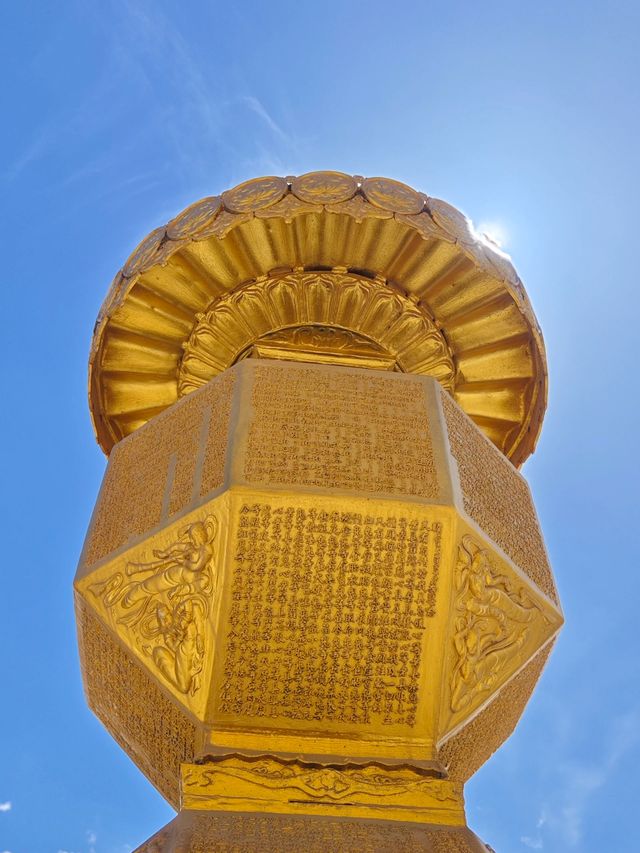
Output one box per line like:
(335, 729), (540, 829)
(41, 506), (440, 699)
(75, 172), (562, 851)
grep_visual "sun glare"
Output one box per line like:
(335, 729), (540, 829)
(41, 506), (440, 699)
(475, 221), (508, 251)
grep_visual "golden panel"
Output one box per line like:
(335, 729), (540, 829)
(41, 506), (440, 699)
(76, 360), (560, 847)
(440, 387), (558, 602)
(213, 494), (449, 742)
(76, 601), (197, 808)
(441, 532), (561, 735)
(136, 810), (489, 853)
(81, 368), (234, 567)
(439, 642), (554, 782)
(177, 269), (455, 397)
(89, 172), (546, 467)
(77, 503), (227, 718)
(242, 362), (440, 499)
(179, 757), (465, 825)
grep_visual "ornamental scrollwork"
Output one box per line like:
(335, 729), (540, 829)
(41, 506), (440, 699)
(183, 757), (462, 804)
(90, 515), (218, 696)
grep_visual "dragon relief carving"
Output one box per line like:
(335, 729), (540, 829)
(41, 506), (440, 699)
(450, 536), (543, 713)
(183, 758), (462, 804)
(89, 515), (218, 696)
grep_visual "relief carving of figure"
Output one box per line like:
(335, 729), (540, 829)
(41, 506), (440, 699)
(450, 536), (541, 713)
(90, 515), (218, 696)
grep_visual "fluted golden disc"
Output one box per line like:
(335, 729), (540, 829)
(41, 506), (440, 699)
(89, 172), (548, 465)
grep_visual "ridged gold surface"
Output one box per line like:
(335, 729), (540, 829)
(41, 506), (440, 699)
(90, 171), (547, 464)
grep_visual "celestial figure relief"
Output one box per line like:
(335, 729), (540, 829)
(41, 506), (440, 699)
(451, 536), (542, 713)
(90, 515), (218, 695)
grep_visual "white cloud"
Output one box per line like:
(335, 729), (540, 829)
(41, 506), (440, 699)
(530, 708), (640, 848)
(0, 802), (11, 812)
(241, 96), (289, 143)
(520, 808), (546, 849)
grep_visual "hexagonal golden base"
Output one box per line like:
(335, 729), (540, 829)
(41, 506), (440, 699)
(135, 806), (490, 853)
(75, 360), (561, 817)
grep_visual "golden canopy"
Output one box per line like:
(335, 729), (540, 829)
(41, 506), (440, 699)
(89, 171), (547, 466)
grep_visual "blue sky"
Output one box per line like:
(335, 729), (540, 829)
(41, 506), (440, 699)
(1, 1), (639, 851)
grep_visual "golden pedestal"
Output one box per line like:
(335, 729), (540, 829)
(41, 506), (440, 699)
(75, 173), (562, 851)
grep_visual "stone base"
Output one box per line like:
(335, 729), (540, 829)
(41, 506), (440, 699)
(136, 810), (491, 852)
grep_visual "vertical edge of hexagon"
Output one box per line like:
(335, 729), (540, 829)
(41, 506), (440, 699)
(224, 358), (255, 489)
(434, 382), (562, 610)
(76, 366), (239, 584)
(421, 377), (460, 509)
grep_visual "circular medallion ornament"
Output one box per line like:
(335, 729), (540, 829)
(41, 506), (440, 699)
(166, 196), (222, 240)
(221, 176), (288, 213)
(426, 198), (476, 247)
(90, 171), (547, 467)
(122, 227), (168, 278)
(291, 171), (358, 204)
(362, 177), (425, 214)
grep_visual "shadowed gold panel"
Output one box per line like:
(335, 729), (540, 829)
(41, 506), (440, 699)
(440, 386), (558, 603)
(76, 601), (198, 808)
(439, 642), (554, 781)
(81, 369), (235, 570)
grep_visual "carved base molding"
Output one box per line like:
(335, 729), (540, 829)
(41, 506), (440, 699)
(179, 755), (466, 826)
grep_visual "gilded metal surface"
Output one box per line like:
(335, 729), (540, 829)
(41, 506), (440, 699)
(89, 171), (547, 466)
(178, 269), (455, 396)
(89, 515), (219, 698)
(75, 361), (562, 816)
(136, 810), (490, 852)
(178, 757), (465, 825)
(250, 325), (397, 370)
(78, 173), (561, 850)
(450, 536), (544, 715)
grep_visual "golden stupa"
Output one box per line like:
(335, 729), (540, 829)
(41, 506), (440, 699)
(75, 171), (562, 851)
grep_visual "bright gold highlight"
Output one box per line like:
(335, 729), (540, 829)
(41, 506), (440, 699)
(76, 173), (561, 852)
(89, 172), (547, 468)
